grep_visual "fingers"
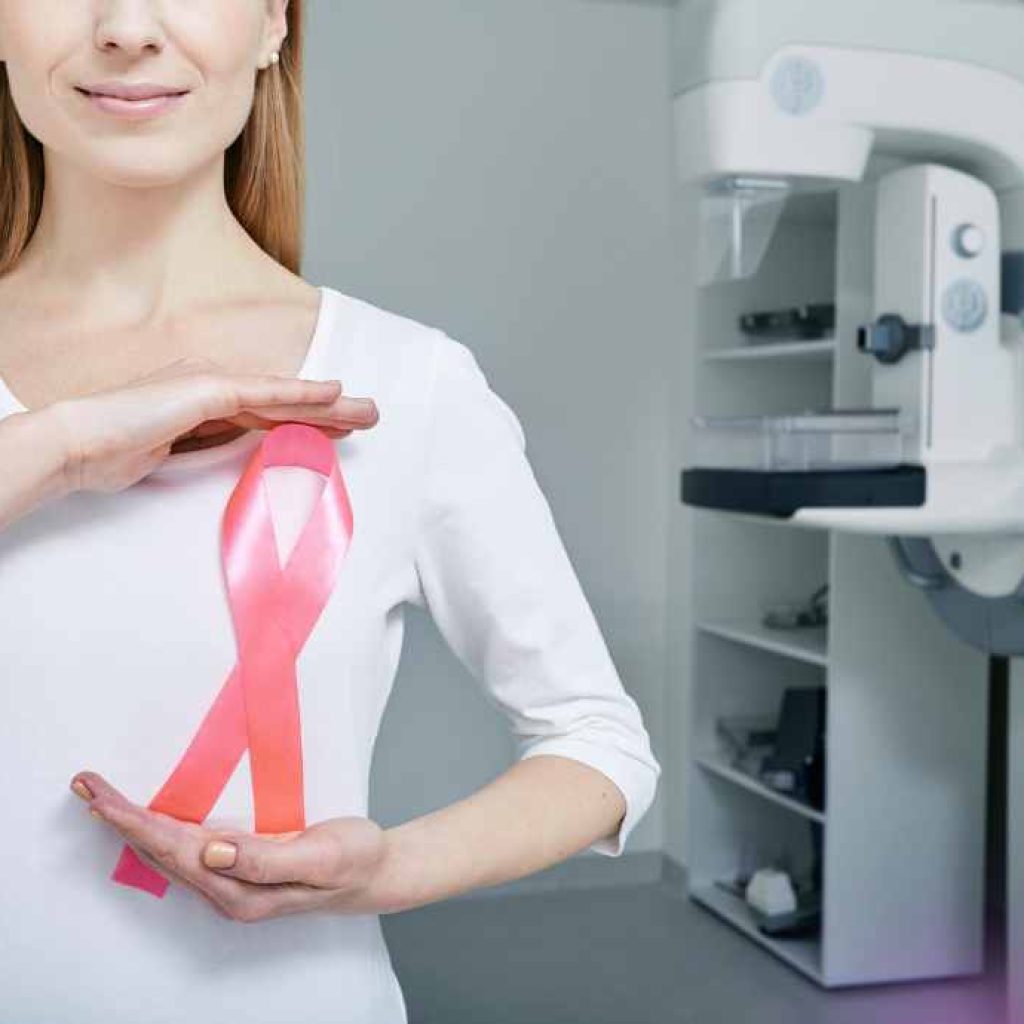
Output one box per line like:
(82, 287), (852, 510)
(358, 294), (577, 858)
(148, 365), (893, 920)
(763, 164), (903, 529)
(175, 376), (377, 445)
(74, 772), (241, 908)
(203, 376), (378, 431)
(203, 827), (343, 889)
(229, 400), (377, 430)
(224, 376), (343, 410)
(57, 365), (380, 498)
(122, 836), (234, 920)
(205, 818), (386, 907)
(71, 771), (333, 922)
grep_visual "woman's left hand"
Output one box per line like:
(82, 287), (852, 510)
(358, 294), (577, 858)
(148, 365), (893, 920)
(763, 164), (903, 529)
(71, 771), (389, 922)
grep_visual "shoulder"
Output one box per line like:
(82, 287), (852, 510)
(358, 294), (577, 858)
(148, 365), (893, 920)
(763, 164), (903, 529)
(326, 287), (442, 368)
(322, 286), (485, 405)
(319, 285), (523, 447)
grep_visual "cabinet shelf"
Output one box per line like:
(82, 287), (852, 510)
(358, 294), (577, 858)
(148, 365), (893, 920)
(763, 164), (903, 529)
(697, 617), (828, 667)
(695, 752), (826, 823)
(680, 179), (988, 987)
(702, 337), (836, 363)
(689, 882), (823, 984)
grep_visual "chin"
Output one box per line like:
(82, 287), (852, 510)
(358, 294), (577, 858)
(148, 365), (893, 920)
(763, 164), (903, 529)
(75, 146), (203, 189)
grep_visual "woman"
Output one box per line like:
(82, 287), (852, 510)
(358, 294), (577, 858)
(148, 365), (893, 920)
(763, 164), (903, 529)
(0, 2), (661, 1022)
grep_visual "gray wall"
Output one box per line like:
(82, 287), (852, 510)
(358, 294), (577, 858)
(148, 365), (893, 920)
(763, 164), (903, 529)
(303, 0), (681, 860)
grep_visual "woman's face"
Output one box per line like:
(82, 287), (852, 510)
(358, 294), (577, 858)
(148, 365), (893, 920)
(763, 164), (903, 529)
(0, 0), (287, 186)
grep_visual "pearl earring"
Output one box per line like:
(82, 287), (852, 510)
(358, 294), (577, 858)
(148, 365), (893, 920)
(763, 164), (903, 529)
(269, 51), (279, 65)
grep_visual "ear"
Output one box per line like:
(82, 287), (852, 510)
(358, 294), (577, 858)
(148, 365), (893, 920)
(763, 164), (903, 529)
(264, 0), (289, 54)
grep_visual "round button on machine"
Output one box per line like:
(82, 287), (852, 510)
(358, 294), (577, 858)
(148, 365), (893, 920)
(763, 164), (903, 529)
(951, 223), (985, 259)
(770, 56), (825, 116)
(942, 278), (988, 333)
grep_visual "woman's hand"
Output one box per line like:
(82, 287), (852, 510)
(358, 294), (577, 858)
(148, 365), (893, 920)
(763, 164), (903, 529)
(70, 771), (390, 922)
(45, 355), (379, 495)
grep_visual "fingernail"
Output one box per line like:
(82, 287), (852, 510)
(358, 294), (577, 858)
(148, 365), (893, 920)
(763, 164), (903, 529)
(71, 779), (93, 802)
(204, 841), (237, 869)
(90, 808), (103, 819)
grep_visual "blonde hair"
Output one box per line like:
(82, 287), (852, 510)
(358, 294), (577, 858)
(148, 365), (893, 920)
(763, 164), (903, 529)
(0, 0), (306, 276)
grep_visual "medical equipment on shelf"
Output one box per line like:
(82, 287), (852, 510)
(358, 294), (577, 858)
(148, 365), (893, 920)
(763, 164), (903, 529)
(739, 302), (836, 344)
(674, 1), (1024, 1018)
(745, 868), (798, 917)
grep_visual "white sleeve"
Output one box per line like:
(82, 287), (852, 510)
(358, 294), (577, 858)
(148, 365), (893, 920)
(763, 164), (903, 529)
(410, 331), (661, 857)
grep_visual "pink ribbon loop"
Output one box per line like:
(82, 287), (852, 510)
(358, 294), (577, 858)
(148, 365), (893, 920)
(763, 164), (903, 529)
(111, 423), (354, 898)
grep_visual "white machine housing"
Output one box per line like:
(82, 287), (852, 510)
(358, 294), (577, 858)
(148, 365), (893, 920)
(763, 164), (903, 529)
(673, 0), (1024, 246)
(676, 0), (1024, 598)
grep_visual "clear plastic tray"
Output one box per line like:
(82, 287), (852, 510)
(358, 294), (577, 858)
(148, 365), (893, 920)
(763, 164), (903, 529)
(689, 408), (913, 472)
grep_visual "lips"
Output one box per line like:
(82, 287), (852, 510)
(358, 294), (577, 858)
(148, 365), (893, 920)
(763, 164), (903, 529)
(75, 84), (191, 120)
(76, 83), (189, 100)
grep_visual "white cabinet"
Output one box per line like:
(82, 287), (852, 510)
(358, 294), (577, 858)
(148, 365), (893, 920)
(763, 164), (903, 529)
(681, 177), (991, 986)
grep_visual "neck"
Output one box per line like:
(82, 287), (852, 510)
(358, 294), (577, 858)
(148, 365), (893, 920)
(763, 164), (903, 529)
(10, 147), (269, 325)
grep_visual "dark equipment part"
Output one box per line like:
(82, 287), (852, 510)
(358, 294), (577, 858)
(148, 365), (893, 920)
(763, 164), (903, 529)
(681, 465), (927, 519)
(887, 535), (1024, 656)
(857, 313), (935, 365)
(763, 584), (829, 630)
(739, 303), (836, 342)
(760, 686), (827, 811)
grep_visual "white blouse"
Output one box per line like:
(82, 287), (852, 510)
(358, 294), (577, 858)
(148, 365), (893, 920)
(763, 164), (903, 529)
(0, 284), (661, 1023)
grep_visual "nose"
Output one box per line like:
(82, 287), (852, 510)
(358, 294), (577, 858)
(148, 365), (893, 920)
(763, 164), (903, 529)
(94, 0), (167, 58)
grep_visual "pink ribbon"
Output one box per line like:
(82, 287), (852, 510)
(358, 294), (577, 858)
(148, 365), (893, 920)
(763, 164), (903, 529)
(111, 423), (354, 898)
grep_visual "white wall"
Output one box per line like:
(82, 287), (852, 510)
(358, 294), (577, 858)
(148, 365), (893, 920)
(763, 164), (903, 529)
(303, 1), (681, 859)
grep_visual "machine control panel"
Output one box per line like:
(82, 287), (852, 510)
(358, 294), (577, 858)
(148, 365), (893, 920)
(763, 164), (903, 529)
(942, 278), (989, 332)
(951, 223), (985, 259)
(769, 56), (825, 116)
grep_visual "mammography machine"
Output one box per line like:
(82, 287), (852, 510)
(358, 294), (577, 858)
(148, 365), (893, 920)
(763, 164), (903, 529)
(675, 1), (1024, 1019)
